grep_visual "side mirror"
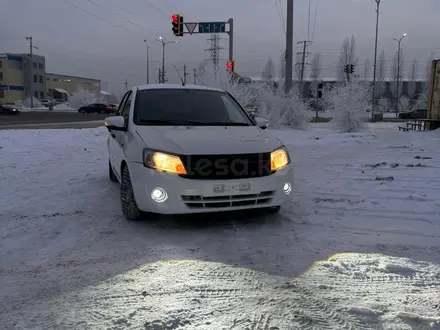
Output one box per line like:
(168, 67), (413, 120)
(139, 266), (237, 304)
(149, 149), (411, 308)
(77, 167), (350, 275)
(104, 116), (126, 131)
(254, 116), (269, 130)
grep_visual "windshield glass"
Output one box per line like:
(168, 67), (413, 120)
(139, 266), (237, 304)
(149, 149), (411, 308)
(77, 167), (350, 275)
(133, 89), (254, 126)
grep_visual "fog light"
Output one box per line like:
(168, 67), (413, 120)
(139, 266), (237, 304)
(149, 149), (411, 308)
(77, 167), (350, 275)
(283, 183), (292, 195)
(151, 187), (168, 203)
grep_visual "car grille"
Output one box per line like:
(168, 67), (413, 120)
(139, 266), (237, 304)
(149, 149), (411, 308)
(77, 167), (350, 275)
(181, 190), (275, 209)
(179, 153), (273, 180)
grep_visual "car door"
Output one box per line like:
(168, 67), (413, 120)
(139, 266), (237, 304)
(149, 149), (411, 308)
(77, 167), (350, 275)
(111, 91), (133, 179)
(108, 93), (129, 176)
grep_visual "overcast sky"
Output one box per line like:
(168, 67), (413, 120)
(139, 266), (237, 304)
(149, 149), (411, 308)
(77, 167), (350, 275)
(1, 0), (439, 96)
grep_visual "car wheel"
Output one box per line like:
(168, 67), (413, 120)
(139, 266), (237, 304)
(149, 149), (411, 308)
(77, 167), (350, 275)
(120, 165), (142, 220)
(109, 160), (118, 183)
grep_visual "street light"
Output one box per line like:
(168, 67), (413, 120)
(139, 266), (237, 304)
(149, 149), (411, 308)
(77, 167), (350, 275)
(371, 0), (381, 121)
(154, 36), (178, 83)
(143, 40), (150, 84)
(393, 33), (407, 117)
(25, 36), (39, 109)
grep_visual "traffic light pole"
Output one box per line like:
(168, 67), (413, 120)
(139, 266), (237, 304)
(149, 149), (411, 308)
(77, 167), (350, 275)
(227, 18), (233, 62)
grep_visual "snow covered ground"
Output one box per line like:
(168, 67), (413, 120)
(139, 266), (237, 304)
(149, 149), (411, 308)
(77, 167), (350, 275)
(0, 123), (439, 329)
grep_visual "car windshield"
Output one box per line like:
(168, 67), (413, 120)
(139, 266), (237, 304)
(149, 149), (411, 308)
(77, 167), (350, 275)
(133, 89), (254, 126)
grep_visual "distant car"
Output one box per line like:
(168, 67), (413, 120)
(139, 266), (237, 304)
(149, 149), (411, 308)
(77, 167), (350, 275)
(398, 109), (427, 119)
(105, 84), (292, 220)
(0, 104), (20, 115)
(78, 103), (116, 114)
(107, 103), (119, 112)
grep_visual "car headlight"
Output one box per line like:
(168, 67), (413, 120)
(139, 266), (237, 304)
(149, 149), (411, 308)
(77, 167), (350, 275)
(270, 147), (290, 171)
(143, 149), (187, 175)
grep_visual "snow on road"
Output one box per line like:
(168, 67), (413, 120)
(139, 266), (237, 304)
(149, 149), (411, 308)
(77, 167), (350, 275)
(0, 124), (439, 329)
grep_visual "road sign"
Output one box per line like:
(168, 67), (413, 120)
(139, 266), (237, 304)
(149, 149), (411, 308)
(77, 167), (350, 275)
(184, 22), (198, 35)
(198, 22), (226, 33)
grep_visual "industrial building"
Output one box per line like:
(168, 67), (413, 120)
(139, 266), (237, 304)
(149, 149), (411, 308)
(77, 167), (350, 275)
(46, 72), (101, 101)
(0, 52), (102, 104)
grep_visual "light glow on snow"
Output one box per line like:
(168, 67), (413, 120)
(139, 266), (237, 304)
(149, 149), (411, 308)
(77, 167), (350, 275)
(1, 123), (439, 329)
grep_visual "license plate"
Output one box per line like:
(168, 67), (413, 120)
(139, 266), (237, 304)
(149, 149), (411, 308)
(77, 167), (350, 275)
(213, 183), (251, 193)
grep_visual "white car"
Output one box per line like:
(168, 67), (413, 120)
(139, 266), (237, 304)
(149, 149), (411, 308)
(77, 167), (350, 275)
(105, 84), (293, 220)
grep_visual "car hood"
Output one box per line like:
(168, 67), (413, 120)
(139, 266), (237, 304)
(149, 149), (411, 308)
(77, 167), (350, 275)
(135, 126), (283, 154)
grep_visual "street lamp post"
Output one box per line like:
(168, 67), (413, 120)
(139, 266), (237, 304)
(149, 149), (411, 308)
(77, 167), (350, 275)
(393, 33), (406, 117)
(143, 40), (150, 84)
(25, 36), (38, 109)
(371, 0), (381, 121)
(154, 37), (177, 83)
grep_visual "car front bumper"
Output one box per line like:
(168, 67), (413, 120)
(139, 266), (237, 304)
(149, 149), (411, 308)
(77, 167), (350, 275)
(129, 162), (294, 215)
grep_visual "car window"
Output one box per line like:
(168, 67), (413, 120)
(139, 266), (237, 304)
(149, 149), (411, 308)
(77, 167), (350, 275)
(117, 93), (129, 116)
(121, 92), (132, 123)
(133, 89), (253, 126)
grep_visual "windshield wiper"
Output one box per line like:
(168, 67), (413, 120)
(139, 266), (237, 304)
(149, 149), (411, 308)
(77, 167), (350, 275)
(138, 119), (250, 126)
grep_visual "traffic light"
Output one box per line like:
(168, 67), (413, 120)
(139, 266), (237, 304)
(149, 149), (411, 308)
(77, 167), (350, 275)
(172, 14), (183, 36)
(226, 60), (235, 72)
(350, 64), (354, 74)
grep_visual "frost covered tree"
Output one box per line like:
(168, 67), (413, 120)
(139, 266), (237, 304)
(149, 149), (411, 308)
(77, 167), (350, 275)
(390, 49), (405, 111)
(196, 60), (309, 129)
(69, 86), (98, 109)
(262, 57), (275, 81)
(325, 80), (371, 132)
(15, 97), (42, 109)
(279, 50), (285, 80)
(310, 52), (322, 92)
(363, 59), (371, 80)
(407, 58), (418, 105)
(376, 50), (386, 102)
(415, 53), (434, 108)
(337, 35), (358, 82)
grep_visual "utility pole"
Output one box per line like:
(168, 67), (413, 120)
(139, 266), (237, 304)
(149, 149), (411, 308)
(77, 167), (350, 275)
(147, 43), (150, 84)
(371, 0), (381, 121)
(25, 36), (38, 109)
(158, 68), (162, 83)
(183, 64), (188, 84)
(296, 40), (312, 97)
(393, 33), (406, 117)
(285, 0), (294, 94)
(125, 79), (128, 91)
(193, 68), (197, 84)
(155, 37), (177, 83)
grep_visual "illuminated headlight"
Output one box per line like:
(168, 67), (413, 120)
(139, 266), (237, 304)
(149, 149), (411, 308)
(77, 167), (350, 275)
(283, 183), (292, 195)
(270, 147), (290, 171)
(151, 187), (168, 203)
(143, 148), (187, 175)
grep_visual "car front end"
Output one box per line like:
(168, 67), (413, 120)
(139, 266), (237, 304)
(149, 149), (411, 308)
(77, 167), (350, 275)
(128, 147), (293, 214)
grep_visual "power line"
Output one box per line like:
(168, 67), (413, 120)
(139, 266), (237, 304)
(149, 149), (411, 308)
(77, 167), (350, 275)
(274, 0), (286, 35)
(62, 0), (144, 37)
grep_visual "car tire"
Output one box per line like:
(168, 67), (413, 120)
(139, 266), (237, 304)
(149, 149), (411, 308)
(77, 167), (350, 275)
(109, 161), (118, 183)
(120, 165), (142, 220)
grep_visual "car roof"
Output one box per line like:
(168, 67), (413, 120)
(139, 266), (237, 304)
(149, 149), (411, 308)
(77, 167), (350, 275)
(136, 84), (225, 93)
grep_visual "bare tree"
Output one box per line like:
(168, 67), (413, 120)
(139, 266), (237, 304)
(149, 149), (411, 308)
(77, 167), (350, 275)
(363, 59), (371, 80)
(416, 52), (434, 108)
(262, 57), (275, 81)
(377, 50), (386, 102)
(337, 35), (358, 82)
(391, 49), (405, 110)
(279, 50), (285, 79)
(425, 52), (434, 81)
(310, 52), (322, 118)
(407, 58), (418, 104)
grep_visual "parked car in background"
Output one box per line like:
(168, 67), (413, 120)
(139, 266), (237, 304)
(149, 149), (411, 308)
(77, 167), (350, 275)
(398, 108), (427, 119)
(78, 103), (117, 114)
(0, 104), (20, 115)
(107, 103), (119, 112)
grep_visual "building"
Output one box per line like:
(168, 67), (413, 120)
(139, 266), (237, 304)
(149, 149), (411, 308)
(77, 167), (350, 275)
(0, 53), (46, 104)
(0, 54), (25, 104)
(46, 73), (101, 101)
